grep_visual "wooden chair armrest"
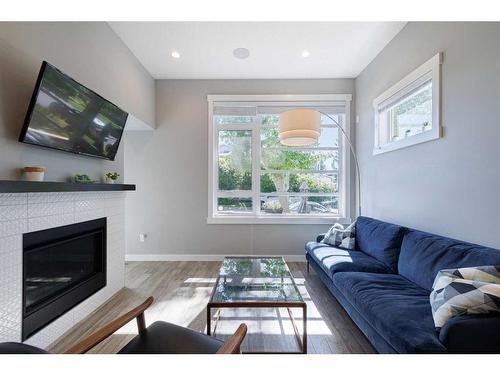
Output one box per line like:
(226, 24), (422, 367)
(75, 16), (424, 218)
(64, 296), (154, 354)
(216, 323), (247, 354)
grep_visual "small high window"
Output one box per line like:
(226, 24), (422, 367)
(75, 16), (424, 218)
(373, 53), (442, 155)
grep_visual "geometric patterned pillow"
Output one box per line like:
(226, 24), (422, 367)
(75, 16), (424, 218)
(321, 221), (356, 250)
(430, 265), (500, 330)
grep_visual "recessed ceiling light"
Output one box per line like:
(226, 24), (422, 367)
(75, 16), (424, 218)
(171, 50), (180, 59)
(301, 50), (310, 58)
(233, 48), (250, 59)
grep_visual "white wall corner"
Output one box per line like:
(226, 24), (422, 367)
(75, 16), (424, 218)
(125, 113), (155, 131)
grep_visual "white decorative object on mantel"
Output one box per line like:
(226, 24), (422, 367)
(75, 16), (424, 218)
(372, 53), (442, 155)
(22, 166), (46, 182)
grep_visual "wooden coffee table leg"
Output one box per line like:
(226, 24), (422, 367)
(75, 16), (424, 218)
(302, 304), (307, 354)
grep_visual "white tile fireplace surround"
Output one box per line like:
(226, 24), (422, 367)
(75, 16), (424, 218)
(0, 191), (126, 348)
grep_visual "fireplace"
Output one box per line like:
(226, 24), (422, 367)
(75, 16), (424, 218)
(22, 218), (107, 340)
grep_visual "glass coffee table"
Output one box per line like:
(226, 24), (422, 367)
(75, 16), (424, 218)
(207, 256), (307, 354)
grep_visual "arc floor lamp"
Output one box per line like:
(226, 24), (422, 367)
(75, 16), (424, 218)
(278, 108), (361, 218)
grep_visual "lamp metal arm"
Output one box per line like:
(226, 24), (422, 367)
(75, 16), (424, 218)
(316, 110), (361, 218)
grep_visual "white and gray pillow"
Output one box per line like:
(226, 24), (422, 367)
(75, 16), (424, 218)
(430, 265), (500, 330)
(321, 221), (356, 250)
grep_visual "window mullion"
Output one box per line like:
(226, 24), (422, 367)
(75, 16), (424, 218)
(211, 102), (218, 218)
(338, 121), (344, 218)
(251, 119), (261, 216)
(217, 191), (253, 198)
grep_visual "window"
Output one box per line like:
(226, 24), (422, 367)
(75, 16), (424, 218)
(373, 53), (442, 155)
(208, 94), (352, 224)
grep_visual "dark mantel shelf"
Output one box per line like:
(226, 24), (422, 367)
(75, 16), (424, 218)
(0, 180), (136, 193)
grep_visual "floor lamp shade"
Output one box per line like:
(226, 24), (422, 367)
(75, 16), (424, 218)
(279, 109), (321, 146)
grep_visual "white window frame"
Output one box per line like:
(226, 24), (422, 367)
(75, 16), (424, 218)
(373, 53), (442, 155)
(207, 94), (352, 225)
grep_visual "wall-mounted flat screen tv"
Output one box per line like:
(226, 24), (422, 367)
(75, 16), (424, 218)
(19, 61), (128, 161)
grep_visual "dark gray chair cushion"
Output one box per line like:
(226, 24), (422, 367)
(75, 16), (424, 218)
(0, 342), (48, 354)
(118, 321), (224, 354)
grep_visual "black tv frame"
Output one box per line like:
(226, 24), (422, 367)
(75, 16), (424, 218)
(18, 61), (128, 161)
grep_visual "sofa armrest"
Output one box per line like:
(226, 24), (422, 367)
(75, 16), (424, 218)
(439, 314), (500, 353)
(316, 233), (327, 243)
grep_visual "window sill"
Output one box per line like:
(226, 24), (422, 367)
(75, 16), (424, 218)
(207, 215), (352, 225)
(373, 127), (440, 155)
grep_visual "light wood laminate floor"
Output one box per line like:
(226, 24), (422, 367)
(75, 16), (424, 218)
(49, 261), (375, 354)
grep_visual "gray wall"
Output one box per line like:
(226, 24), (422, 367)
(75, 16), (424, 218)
(355, 22), (500, 248)
(0, 22), (155, 182)
(125, 79), (355, 257)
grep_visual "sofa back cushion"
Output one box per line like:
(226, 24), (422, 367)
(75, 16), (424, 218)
(355, 216), (406, 272)
(398, 229), (500, 291)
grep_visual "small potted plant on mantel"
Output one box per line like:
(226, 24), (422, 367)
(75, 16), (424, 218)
(105, 172), (120, 184)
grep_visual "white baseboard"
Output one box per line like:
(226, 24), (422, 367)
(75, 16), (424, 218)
(125, 254), (306, 262)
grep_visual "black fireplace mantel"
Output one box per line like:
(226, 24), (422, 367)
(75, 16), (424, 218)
(0, 180), (136, 193)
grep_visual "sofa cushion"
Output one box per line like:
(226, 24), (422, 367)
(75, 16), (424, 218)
(333, 272), (447, 353)
(306, 241), (390, 276)
(438, 313), (500, 353)
(398, 230), (500, 291)
(355, 216), (406, 272)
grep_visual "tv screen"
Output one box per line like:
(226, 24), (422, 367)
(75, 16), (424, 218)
(19, 61), (128, 161)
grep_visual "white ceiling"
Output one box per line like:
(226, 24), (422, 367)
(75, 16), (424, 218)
(109, 22), (406, 79)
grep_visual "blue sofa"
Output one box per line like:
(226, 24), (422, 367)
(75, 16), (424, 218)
(305, 216), (500, 353)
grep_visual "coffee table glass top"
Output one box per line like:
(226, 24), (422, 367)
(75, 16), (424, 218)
(210, 257), (303, 303)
